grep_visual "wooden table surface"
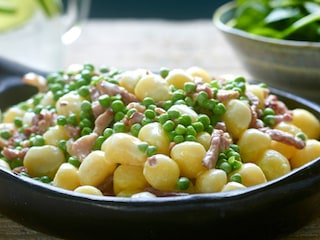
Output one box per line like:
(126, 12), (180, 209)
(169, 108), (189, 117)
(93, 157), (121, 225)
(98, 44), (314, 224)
(1, 19), (320, 239)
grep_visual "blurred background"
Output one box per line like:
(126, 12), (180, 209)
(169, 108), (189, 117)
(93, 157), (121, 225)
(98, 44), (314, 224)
(85, 0), (229, 19)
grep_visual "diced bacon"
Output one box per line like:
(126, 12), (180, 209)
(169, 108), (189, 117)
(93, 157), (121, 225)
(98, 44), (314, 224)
(202, 129), (232, 169)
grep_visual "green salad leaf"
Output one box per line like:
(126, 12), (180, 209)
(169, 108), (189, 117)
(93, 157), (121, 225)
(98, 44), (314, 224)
(232, 0), (320, 41)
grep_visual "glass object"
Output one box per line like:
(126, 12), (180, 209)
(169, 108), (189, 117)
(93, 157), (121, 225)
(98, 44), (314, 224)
(0, 0), (91, 72)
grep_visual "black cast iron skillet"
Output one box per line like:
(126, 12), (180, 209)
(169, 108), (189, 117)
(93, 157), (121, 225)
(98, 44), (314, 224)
(0, 56), (320, 240)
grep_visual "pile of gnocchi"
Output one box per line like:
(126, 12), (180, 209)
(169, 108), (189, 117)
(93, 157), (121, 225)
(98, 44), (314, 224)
(0, 64), (320, 198)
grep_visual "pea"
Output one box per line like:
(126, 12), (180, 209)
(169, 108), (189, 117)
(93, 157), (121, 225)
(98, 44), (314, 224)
(0, 129), (12, 139)
(113, 122), (126, 133)
(167, 109), (180, 119)
(173, 134), (184, 144)
(175, 124), (186, 135)
(213, 102), (226, 115)
(176, 177), (190, 190)
(144, 109), (156, 119)
(57, 115), (67, 126)
(130, 123), (142, 137)
(198, 114), (210, 128)
(172, 89), (185, 102)
(68, 156), (81, 168)
(177, 114), (192, 126)
(111, 100), (126, 112)
(81, 127), (92, 136)
(98, 94), (111, 108)
(230, 173), (242, 183)
(30, 135), (45, 146)
(142, 97), (155, 107)
(218, 161), (232, 174)
(192, 121), (204, 133)
(196, 91), (209, 106)
(160, 67), (170, 78)
(78, 85), (90, 97)
(158, 114), (169, 124)
(81, 100), (92, 112)
(103, 128), (114, 138)
(93, 136), (106, 150)
(57, 139), (67, 152)
(114, 112), (125, 122)
(146, 146), (157, 157)
(163, 120), (175, 132)
(184, 82), (196, 93)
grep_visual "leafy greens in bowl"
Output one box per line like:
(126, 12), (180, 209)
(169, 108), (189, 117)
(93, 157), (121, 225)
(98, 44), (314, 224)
(213, 1), (320, 103)
(229, 0), (320, 42)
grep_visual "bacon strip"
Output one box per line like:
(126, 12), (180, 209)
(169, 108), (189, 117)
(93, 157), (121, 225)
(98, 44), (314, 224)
(261, 128), (305, 149)
(202, 129), (232, 169)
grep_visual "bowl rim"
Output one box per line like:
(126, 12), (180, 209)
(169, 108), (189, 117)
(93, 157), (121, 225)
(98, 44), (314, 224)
(213, 1), (320, 48)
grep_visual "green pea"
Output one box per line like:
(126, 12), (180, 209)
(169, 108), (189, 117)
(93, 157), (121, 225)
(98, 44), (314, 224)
(162, 100), (173, 110)
(160, 67), (170, 78)
(167, 131), (176, 141)
(185, 135), (196, 141)
(186, 125), (197, 136)
(141, 117), (153, 126)
(114, 111), (125, 122)
(138, 142), (149, 153)
(81, 100), (92, 112)
(263, 115), (276, 127)
(176, 177), (190, 190)
(146, 146), (157, 157)
(57, 139), (67, 152)
(33, 105), (43, 114)
(184, 82), (196, 93)
(81, 127), (92, 136)
(93, 136), (106, 150)
(130, 123), (142, 137)
(184, 96), (195, 107)
(30, 135), (45, 146)
(167, 109), (180, 119)
(263, 107), (275, 116)
(56, 115), (67, 126)
(113, 122), (126, 133)
(230, 173), (242, 183)
(80, 118), (93, 129)
(198, 114), (210, 128)
(111, 100), (125, 112)
(67, 114), (78, 126)
(177, 114), (192, 126)
(40, 176), (51, 184)
(103, 128), (114, 138)
(296, 132), (307, 141)
(230, 144), (240, 153)
(144, 109), (156, 119)
(0, 130), (11, 139)
(126, 108), (137, 118)
(158, 114), (169, 124)
(175, 124), (186, 135)
(163, 120), (175, 132)
(78, 85), (90, 97)
(98, 94), (111, 108)
(218, 161), (232, 174)
(192, 121), (204, 133)
(172, 89), (185, 102)
(68, 156), (81, 168)
(142, 97), (155, 107)
(196, 91), (209, 106)
(99, 65), (110, 73)
(213, 102), (226, 115)
(173, 134), (184, 144)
